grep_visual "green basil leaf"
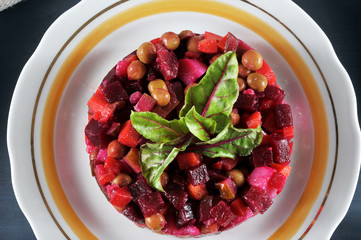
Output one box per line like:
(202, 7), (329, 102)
(187, 125), (263, 159)
(130, 111), (189, 143)
(140, 135), (193, 192)
(179, 51), (239, 132)
(185, 106), (217, 141)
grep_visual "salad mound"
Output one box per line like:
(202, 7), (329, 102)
(84, 30), (294, 237)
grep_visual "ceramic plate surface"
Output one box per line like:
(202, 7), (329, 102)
(7, 0), (360, 239)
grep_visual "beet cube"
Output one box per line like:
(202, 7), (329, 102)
(129, 91), (143, 105)
(186, 164), (210, 185)
(271, 133), (291, 164)
(253, 144), (274, 167)
(269, 172), (287, 193)
(129, 175), (153, 201)
(101, 67), (123, 88)
(178, 58), (207, 85)
(166, 80), (184, 102)
(124, 80), (144, 95)
(152, 90), (180, 118)
(264, 85), (285, 104)
(94, 164), (115, 186)
(134, 93), (156, 112)
(109, 186), (133, 209)
(118, 120), (141, 148)
(208, 170), (227, 182)
(248, 166), (276, 191)
(234, 90), (259, 111)
(198, 196), (213, 222)
(210, 201), (236, 227)
(164, 183), (188, 209)
(122, 202), (145, 225)
(138, 191), (165, 217)
(172, 171), (187, 187)
(215, 178), (237, 200)
(156, 50), (179, 81)
(177, 203), (195, 227)
(224, 32), (239, 52)
(274, 104), (293, 128)
(85, 118), (111, 148)
(113, 105), (132, 123)
(102, 81), (128, 103)
(243, 186), (273, 214)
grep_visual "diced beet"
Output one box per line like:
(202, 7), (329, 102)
(237, 38), (253, 53)
(248, 166), (276, 191)
(163, 211), (201, 237)
(115, 60), (131, 78)
(101, 67), (123, 88)
(234, 89), (259, 111)
(253, 145), (273, 167)
(186, 164), (210, 185)
(264, 85), (285, 104)
(113, 105), (132, 123)
(156, 50), (178, 81)
(129, 175), (153, 201)
(177, 203), (195, 227)
(256, 60), (277, 86)
(96, 148), (107, 164)
(211, 157), (238, 171)
(166, 80), (184, 103)
(262, 111), (276, 133)
(85, 118), (111, 148)
(230, 198), (253, 219)
(138, 191), (165, 217)
(258, 98), (274, 112)
(102, 81), (128, 103)
(184, 51), (201, 59)
(123, 80), (144, 95)
(178, 58), (207, 85)
(152, 90), (180, 118)
(177, 152), (201, 170)
(118, 158), (133, 175)
(246, 111), (262, 129)
(224, 32), (239, 52)
(122, 202), (145, 225)
(210, 201), (236, 227)
(109, 186), (133, 209)
(274, 104), (293, 128)
(243, 186), (273, 214)
(106, 183), (120, 199)
(164, 183), (188, 210)
(134, 93), (156, 112)
(208, 170), (227, 182)
(123, 148), (141, 174)
(271, 163), (292, 177)
(204, 31), (223, 41)
(95, 164), (115, 186)
(198, 196), (213, 222)
(198, 38), (218, 53)
(107, 122), (121, 138)
(271, 133), (291, 164)
(129, 91), (142, 105)
(172, 171), (187, 187)
(87, 89), (118, 122)
(215, 178), (237, 200)
(118, 120), (141, 148)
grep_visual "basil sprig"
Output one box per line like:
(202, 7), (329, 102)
(130, 52), (262, 191)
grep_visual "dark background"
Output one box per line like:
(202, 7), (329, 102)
(0, 0), (360, 239)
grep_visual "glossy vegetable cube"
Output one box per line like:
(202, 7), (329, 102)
(178, 58), (207, 85)
(156, 50), (178, 81)
(198, 38), (218, 53)
(122, 202), (145, 225)
(129, 175), (153, 201)
(256, 60), (277, 86)
(230, 198), (252, 218)
(129, 91), (143, 105)
(177, 152), (201, 170)
(102, 81), (128, 103)
(243, 186), (273, 214)
(94, 164), (115, 186)
(87, 89), (118, 122)
(123, 148), (141, 174)
(234, 89), (259, 111)
(164, 183), (188, 210)
(176, 203), (195, 227)
(118, 120), (141, 147)
(186, 164), (210, 185)
(223, 32), (239, 53)
(134, 93), (156, 112)
(85, 118), (111, 148)
(138, 191), (165, 217)
(104, 157), (121, 174)
(215, 178), (237, 200)
(109, 186), (133, 209)
(246, 111), (262, 129)
(247, 166), (276, 191)
(187, 183), (208, 200)
(270, 133), (291, 164)
(274, 104), (293, 129)
(264, 85), (285, 103)
(200, 223), (219, 235)
(210, 201), (236, 227)
(252, 145), (273, 167)
(211, 157), (238, 171)
(198, 196), (213, 222)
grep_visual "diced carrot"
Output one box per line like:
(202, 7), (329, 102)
(95, 164), (115, 186)
(204, 31), (223, 41)
(87, 89), (117, 122)
(118, 120), (141, 148)
(104, 157), (121, 175)
(198, 38), (218, 53)
(124, 148), (141, 174)
(271, 163), (291, 177)
(109, 186), (133, 209)
(246, 111), (262, 128)
(187, 183), (208, 200)
(282, 126), (294, 139)
(177, 152), (201, 170)
(256, 60), (277, 86)
(217, 34), (227, 52)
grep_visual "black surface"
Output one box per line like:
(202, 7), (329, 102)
(0, 0), (360, 239)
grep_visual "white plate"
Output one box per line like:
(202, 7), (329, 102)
(7, 0), (360, 239)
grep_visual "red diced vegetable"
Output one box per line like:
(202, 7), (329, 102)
(109, 186), (133, 209)
(198, 38), (218, 53)
(156, 50), (179, 81)
(188, 183), (208, 200)
(246, 111), (262, 128)
(95, 164), (115, 186)
(134, 93), (156, 112)
(256, 60), (277, 86)
(204, 31), (223, 41)
(104, 157), (121, 175)
(118, 120), (141, 147)
(210, 201), (236, 227)
(178, 58), (207, 85)
(123, 148), (141, 174)
(87, 89), (118, 122)
(271, 163), (291, 177)
(215, 178), (237, 200)
(177, 152), (201, 170)
(282, 126), (294, 139)
(253, 145), (273, 167)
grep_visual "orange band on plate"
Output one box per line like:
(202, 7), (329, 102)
(40, 0), (329, 239)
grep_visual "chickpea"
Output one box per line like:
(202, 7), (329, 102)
(148, 79), (167, 93)
(151, 88), (171, 106)
(237, 78), (246, 92)
(238, 64), (251, 78)
(247, 73), (268, 92)
(230, 110), (240, 126)
(112, 173), (132, 187)
(160, 172), (169, 188)
(161, 32), (180, 50)
(241, 50), (263, 71)
(178, 30), (194, 40)
(184, 83), (198, 95)
(145, 213), (167, 231)
(186, 36), (200, 53)
(107, 140), (127, 159)
(127, 60), (146, 80)
(137, 42), (157, 64)
(226, 169), (245, 187)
